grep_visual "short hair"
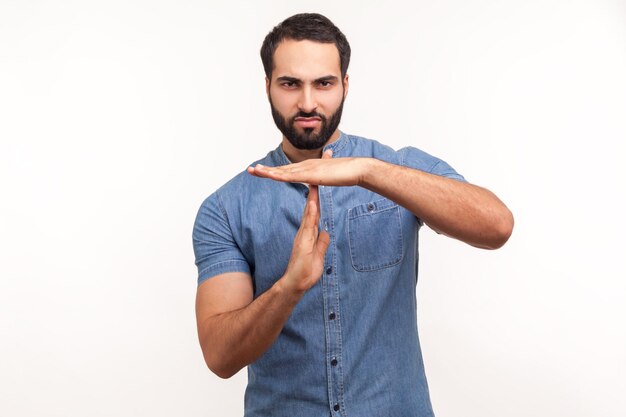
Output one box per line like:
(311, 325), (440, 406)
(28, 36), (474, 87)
(260, 13), (351, 80)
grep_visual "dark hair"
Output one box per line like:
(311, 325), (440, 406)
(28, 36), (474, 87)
(260, 13), (351, 80)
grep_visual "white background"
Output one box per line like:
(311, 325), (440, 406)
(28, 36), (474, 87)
(1, 1), (625, 416)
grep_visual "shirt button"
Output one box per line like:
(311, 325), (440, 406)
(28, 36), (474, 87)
(367, 203), (375, 212)
(334, 403), (340, 411)
(326, 266), (333, 275)
(328, 312), (336, 320)
(331, 358), (338, 366)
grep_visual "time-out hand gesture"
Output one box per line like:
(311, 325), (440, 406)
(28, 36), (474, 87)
(281, 184), (330, 294)
(279, 152), (333, 295)
(247, 150), (369, 187)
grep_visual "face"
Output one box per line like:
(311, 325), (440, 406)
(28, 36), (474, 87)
(266, 39), (349, 150)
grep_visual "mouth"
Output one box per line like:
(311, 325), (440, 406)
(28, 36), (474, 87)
(294, 117), (321, 128)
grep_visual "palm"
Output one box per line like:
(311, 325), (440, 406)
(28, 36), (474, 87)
(247, 154), (364, 187)
(279, 150), (333, 294)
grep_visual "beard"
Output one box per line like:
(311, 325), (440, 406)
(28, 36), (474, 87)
(269, 95), (345, 150)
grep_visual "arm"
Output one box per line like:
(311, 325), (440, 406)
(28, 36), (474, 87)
(196, 272), (302, 379)
(360, 158), (513, 249)
(248, 151), (513, 250)
(195, 184), (330, 379)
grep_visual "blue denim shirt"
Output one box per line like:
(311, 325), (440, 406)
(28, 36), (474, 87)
(193, 131), (466, 417)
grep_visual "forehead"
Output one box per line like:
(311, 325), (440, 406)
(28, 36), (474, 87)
(272, 39), (341, 80)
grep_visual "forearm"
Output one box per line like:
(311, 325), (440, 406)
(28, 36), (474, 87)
(360, 158), (513, 249)
(199, 278), (303, 379)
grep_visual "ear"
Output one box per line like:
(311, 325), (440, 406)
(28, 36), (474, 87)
(265, 77), (270, 97)
(342, 74), (349, 99)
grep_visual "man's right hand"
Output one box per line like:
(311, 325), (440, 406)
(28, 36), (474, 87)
(196, 182), (329, 377)
(279, 150), (332, 295)
(196, 151), (332, 378)
(280, 182), (331, 295)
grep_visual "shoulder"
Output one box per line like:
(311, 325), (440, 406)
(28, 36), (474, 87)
(342, 133), (402, 163)
(200, 148), (283, 217)
(342, 132), (436, 167)
(205, 149), (277, 205)
(344, 132), (466, 181)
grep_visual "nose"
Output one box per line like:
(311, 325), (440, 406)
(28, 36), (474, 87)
(297, 85), (318, 114)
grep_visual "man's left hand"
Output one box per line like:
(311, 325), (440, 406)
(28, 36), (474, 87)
(247, 150), (369, 187)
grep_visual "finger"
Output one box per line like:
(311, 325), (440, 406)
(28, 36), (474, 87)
(251, 164), (275, 177)
(247, 164), (273, 179)
(316, 230), (331, 257)
(309, 184), (321, 234)
(308, 184), (319, 205)
(298, 203), (319, 248)
(322, 149), (333, 159)
(249, 164), (299, 182)
(301, 185), (320, 231)
(297, 186), (314, 228)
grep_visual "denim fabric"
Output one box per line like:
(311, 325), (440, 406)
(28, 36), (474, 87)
(192, 131), (466, 417)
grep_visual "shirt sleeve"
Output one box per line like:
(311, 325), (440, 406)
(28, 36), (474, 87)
(192, 191), (251, 286)
(398, 146), (467, 182)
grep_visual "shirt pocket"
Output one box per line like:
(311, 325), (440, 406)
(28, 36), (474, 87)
(347, 198), (404, 272)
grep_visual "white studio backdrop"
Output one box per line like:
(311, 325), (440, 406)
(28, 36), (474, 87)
(1, 1), (625, 416)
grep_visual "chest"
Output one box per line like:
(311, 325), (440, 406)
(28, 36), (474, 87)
(233, 181), (418, 296)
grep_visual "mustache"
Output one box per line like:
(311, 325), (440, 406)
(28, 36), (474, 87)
(292, 111), (326, 120)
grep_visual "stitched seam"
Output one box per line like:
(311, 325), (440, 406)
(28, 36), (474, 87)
(198, 259), (249, 276)
(348, 206), (404, 272)
(215, 190), (252, 269)
(348, 204), (399, 220)
(428, 159), (442, 174)
(215, 190), (232, 229)
(321, 186), (336, 413)
(329, 189), (346, 417)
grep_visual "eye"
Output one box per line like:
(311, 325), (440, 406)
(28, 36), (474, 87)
(318, 80), (332, 88)
(281, 81), (298, 88)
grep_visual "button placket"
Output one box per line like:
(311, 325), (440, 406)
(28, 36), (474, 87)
(319, 185), (345, 416)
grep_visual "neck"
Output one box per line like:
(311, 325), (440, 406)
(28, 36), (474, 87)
(281, 129), (341, 163)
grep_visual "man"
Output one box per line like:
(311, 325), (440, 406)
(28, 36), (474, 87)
(192, 12), (513, 417)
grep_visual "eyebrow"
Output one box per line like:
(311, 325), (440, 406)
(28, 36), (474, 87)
(316, 75), (339, 83)
(276, 75), (339, 83)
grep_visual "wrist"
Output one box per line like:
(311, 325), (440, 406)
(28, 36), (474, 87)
(358, 157), (384, 188)
(275, 275), (306, 303)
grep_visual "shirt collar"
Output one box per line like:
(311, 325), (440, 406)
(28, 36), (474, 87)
(322, 129), (349, 156)
(271, 130), (349, 166)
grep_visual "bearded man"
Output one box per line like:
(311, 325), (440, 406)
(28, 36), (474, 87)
(192, 12), (513, 417)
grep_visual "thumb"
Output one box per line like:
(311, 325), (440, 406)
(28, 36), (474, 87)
(316, 230), (331, 257)
(321, 149), (333, 159)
